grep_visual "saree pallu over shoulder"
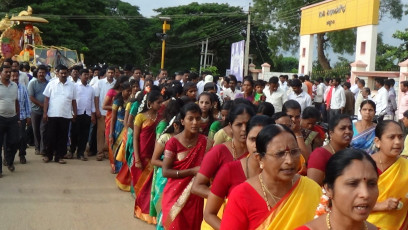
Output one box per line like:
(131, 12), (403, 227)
(162, 135), (208, 230)
(367, 158), (408, 230)
(350, 124), (376, 155)
(256, 176), (322, 230)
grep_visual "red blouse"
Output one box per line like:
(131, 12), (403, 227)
(211, 160), (246, 198)
(307, 147), (332, 172)
(198, 144), (247, 179)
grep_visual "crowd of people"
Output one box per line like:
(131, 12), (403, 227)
(1, 59), (408, 229)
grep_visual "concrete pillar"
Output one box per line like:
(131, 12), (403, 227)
(350, 60), (367, 86)
(261, 63), (271, 80)
(355, 25), (378, 71)
(298, 34), (314, 75)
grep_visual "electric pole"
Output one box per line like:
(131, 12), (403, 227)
(244, 5), (251, 76)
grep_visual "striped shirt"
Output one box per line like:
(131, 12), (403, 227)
(18, 84), (31, 120)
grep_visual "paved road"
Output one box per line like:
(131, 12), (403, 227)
(0, 147), (155, 230)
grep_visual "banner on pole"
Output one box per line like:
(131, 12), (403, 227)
(230, 40), (245, 82)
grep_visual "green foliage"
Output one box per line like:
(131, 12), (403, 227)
(201, 66), (219, 76)
(252, 0), (405, 70)
(272, 56), (298, 73)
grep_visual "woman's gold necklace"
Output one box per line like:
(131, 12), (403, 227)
(231, 139), (238, 160)
(326, 212), (367, 230)
(328, 142), (336, 154)
(258, 174), (294, 211)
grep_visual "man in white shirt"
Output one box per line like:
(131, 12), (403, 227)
(279, 75), (288, 92)
(94, 67), (116, 161)
(89, 66), (100, 87)
(130, 67), (144, 89)
(42, 65), (77, 164)
(264, 76), (287, 112)
(314, 77), (326, 114)
(374, 78), (388, 116)
(197, 74), (213, 97)
(350, 77), (360, 99)
(399, 81), (408, 120)
(288, 78), (312, 112)
(384, 79), (397, 119)
(11, 61), (29, 87)
(69, 69), (95, 161)
(223, 75), (241, 100)
(154, 69), (167, 86)
(329, 78), (346, 119)
(354, 79), (365, 118)
(68, 66), (81, 83)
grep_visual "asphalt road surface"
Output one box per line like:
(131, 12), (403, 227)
(0, 147), (155, 230)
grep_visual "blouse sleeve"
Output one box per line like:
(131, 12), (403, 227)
(220, 184), (249, 230)
(129, 101), (140, 116)
(164, 137), (177, 159)
(112, 99), (119, 111)
(210, 162), (231, 198)
(401, 136), (408, 157)
(125, 101), (131, 111)
(134, 113), (146, 127)
(198, 145), (223, 178)
(156, 120), (168, 139)
(307, 148), (331, 172)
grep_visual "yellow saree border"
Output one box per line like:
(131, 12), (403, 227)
(367, 157), (408, 230)
(115, 178), (131, 192)
(256, 176), (321, 230)
(135, 206), (157, 224)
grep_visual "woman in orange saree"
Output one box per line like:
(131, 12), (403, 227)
(161, 103), (210, 230)
(132, 90), (164, 224)
(220, 124), (321, 230)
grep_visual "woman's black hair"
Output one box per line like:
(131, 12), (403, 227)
(324, 148), (378, 189)
(183, 82), (197, 95)
(210, 92), (221, 112)
(113, 81), (131, 108)
(302, 106), (321, 120)
(271, 112), (289, 121)
(227, 103), (256, 125)
(163, 98), (184, 123)
(282, 100), (301, 113)
(360, 99), (376, 111)
(403, 110), (408, 118)
(244, 78), (254, 87)
(180, 102), (201, 120)
(164, 113), (184, 134)
(375, 120), (402, 139)
(247, 115), (275, 135)
(112, 76), (130, 90)
(257, 102), (275, 117)
(139, 89), (162, 113)
(256, 124), (296, 158)
(198, 92), (215, 125)
(168, 81), (183, 98)
(144, 78), (154, 89)
(328, 114), (351, 132)
(204, 82), (217, 92)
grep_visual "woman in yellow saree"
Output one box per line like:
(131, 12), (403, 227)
(368, 120), (408, 229)
(220, 124), (321, 230)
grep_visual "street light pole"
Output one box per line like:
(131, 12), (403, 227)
(159, 17), (171, 69)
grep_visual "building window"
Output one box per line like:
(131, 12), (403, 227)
(302, 48), (306, 57)
(361, 41), (366, 55)
(301, 65), (305, 74)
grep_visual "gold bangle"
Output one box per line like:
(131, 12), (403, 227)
(296, 135), (303, 139)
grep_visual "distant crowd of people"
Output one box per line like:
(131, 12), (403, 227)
(1, 59), (408, 229)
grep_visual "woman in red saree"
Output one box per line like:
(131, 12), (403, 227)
(132, 90), (164, 224)
(220, 124), (321, 230)
(103, 76), (129, 173)
(204, 115), (273, 230)
(161, 103), (211, 230)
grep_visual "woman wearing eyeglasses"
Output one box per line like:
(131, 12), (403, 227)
(220, 124), (321, 230)
(307, 114), (353, 185)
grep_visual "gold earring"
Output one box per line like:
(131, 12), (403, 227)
(260, 163), (264, 169)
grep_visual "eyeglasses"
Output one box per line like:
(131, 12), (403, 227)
(264, 148), (302, 159)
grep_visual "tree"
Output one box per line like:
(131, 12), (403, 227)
(252, 0), (405, 70)
(3, 0), (149, 66)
